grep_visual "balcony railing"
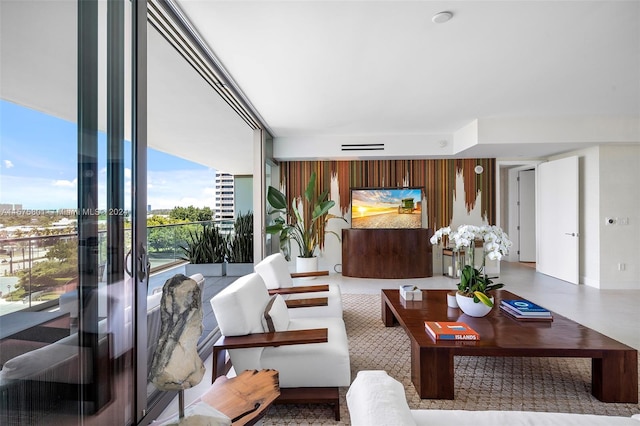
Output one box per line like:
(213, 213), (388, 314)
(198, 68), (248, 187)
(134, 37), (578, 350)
(0, 220), (232, 316)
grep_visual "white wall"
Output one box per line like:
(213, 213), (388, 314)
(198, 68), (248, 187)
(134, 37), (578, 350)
(581, 147), (601, 287)
(548, 145), (639, 290)
(598, 145), (640, 289)
(282, 145), (640, 289)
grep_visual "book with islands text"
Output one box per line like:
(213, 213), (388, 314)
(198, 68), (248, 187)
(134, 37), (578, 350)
(424, 321), (480, 341)
(501, 299), (551, 317)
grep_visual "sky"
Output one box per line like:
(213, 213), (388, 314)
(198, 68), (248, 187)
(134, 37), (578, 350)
(0, 100), (217, 211)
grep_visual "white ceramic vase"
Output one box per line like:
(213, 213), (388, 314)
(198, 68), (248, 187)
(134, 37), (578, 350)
(455, 292), (494, 317)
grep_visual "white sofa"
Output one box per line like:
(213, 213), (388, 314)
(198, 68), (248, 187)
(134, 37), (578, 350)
(347, 370), (640, 426)
(254, 253), (343, 318)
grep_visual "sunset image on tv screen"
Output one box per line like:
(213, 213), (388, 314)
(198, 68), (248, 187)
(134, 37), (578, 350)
(351, 188), (422, 229)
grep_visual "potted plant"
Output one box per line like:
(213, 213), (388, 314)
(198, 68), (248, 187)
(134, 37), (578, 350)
(431, 224), (512, 316)
(180, 223), (227, 276)
(266, 171), (345, 272)
(226, 211), (254, 276)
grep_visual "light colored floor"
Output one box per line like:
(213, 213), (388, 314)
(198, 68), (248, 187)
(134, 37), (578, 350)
(329, 261), (640, 350)
(156, 261), (640, 422)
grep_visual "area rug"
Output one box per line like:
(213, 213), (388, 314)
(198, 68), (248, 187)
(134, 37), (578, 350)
(262, 293), (640, 425)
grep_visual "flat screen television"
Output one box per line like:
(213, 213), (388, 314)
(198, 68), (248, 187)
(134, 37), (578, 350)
(350, 187), (423, 229)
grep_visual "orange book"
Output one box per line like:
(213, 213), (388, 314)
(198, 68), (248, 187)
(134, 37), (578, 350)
(424, 321), (480, 341)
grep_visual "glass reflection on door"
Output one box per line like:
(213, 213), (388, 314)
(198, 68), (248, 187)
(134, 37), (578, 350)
(0, 0), (135, 424)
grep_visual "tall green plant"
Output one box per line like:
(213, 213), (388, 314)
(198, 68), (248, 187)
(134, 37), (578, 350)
(179, 223), (227, 263)
(266, 171), (345, 260)
(227, 212), (254, 263)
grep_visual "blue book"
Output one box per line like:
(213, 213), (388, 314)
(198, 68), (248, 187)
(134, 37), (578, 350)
(501, 299), (551, 316)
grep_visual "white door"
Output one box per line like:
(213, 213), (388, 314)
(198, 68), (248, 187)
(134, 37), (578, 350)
(518, 169), (536, 262)
(537, 156), (579, 284)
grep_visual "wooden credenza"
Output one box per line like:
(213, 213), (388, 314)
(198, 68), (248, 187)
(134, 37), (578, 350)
(341, 228), (433, 279)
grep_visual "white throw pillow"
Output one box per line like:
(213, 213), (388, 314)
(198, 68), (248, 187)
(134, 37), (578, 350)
(255, 253), (294, 289)
(346, 370), (417, 426)
(261, 294), (290, 332)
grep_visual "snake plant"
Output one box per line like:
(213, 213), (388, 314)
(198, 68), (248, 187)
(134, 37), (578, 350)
(227, 211), (254, 263)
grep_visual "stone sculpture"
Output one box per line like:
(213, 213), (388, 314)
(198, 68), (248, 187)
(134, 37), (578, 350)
(149, 274), (205, 390)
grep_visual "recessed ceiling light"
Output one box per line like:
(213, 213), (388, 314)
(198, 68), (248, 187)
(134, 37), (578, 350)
(432, 11), (453, 24)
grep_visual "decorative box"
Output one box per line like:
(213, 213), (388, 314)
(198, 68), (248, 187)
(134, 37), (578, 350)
(400, 285), (422, 301)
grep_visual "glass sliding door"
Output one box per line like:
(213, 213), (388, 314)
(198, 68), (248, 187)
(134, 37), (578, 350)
(264, 133), (279, 257)
(0, 0), (138, 424)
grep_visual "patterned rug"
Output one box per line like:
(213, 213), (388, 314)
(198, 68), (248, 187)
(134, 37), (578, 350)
(262, 293), (640, 425)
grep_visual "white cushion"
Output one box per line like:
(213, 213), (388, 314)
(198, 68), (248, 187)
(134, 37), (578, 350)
(410, 410), (640, 425)
(261, 294), (290, 332)
(347, 370), (416, 426)
(259, 317), (351, 388)
(254, 253), (294, 289)
(147, 291), (163, 310)
(210, 273), (270, 336)
(0, 319), (109, 383)
(189, 273), (205, 292)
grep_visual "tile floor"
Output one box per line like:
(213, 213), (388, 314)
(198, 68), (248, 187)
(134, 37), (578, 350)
(329, 261), (640, 350)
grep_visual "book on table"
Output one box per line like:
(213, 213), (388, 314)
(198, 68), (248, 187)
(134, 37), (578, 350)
(424, 321), (480, 341)
(500, 299), (552, 317)
(500, 303), (553, 321)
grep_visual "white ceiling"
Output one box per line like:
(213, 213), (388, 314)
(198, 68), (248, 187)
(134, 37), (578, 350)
(0, 0), (254, 174)
(177, 0), (640, 161)
(2, 1), (638, 174)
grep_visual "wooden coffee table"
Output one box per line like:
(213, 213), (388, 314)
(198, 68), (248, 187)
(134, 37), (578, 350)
(381, 289), (638, 403)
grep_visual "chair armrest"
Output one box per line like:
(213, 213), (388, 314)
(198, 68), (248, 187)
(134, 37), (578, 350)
(268, 284), (329, 295)
(285, 297), (328, 309)
(290, 270), (329, 279)
(212, 328), (328, 381)
(215, 328), (328, 350)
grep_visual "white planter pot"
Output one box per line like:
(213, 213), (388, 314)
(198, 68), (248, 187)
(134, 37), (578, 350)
(296, 256), (318, 279)
(455, 293), (494, 317)
(226, 263), (254, 277)
(185, 263), (226, 277)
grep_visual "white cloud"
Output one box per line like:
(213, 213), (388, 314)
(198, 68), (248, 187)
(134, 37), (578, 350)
(1, 169), (215, 211)
(52, 178), (77, 187)
(146, 169), (216, 210)
(1, 176), (77, 209)
(4, 160), (14, 169)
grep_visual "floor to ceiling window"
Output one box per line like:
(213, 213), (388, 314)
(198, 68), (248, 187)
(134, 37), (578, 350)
(0, 0), (138, 423)
(1, 0), (264, 424)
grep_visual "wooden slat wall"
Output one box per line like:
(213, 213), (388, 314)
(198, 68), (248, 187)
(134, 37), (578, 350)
(279, 159), (495, 246)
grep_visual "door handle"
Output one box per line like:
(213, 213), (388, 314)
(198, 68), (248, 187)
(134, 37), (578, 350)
(564, 233), (577, 237)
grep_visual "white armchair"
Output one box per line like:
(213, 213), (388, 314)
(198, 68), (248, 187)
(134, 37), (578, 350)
(254, 253), (343, 318)
(210, 272), (350, 420)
